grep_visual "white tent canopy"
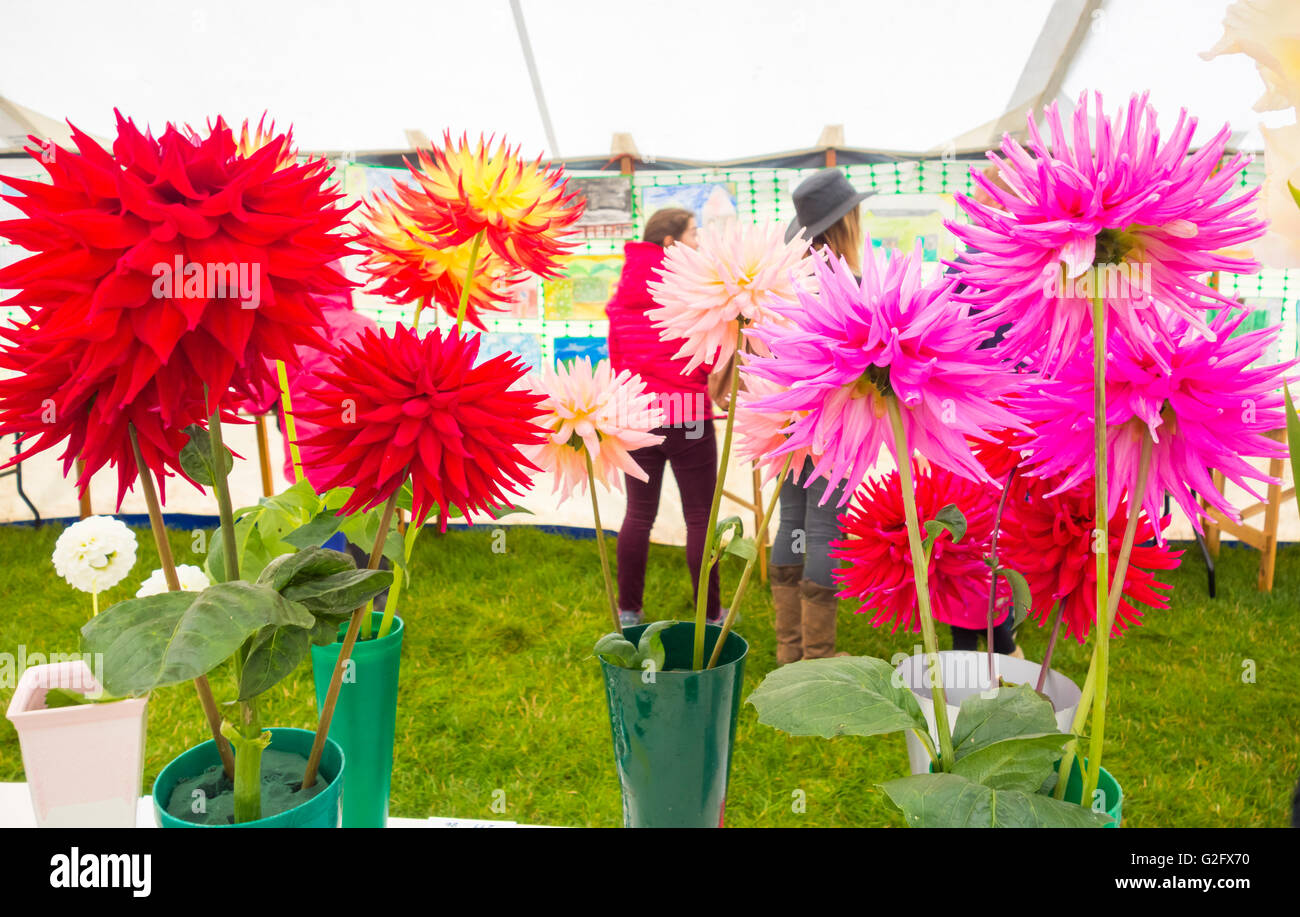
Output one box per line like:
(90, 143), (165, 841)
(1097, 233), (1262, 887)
(0, 0), (1290, 163)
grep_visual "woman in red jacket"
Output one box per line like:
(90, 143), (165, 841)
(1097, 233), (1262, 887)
(607, 207), (720, 628)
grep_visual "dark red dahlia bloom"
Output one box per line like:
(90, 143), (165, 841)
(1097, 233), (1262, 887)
(830, 466), (1009, 633)
(0, 112), (354, 499)
(298, 324), (546, 527)
(999, 476), (1182, 642)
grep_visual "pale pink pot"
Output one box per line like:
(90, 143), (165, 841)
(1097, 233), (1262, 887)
(6, 661), (148, 827)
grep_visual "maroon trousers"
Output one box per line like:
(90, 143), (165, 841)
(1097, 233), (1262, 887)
(616, 424), (721, 618)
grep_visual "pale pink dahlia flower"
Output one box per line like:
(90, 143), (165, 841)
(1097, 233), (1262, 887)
(733, 371), (817, 482)
(1019, 310), (1294, 535)
(647, 221), (810, 374)
(523, 357), (665, 501)
(948, 92), (1265, 372)
(743, 244), (1024, 505)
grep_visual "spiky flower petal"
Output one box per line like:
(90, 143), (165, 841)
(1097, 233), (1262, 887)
(648, 221), (810, 374)
(523, 358), (665, 502)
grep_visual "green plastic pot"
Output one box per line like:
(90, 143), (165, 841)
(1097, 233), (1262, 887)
(1058, 757), (1123, 827)
(600, 622), (748, 828)
(153, 727), (343, 828)
(311, 611), (404, 828)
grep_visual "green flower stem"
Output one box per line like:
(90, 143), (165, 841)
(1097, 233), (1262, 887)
(692, 326), (745, 670)
(413, 292), (431, 332)
(128, 424), (234, 779)
(886, 394), (956, 770)
(223, 720), (270, 824)
(455, 230), (486, 333)
(1035, 602), (1064, 693)
(986, 464), (1017, 682)
(1081, 429), (1153, 801)
(1054, 654), (1097, 800)
(377, 513), (420, 640)
(913, 727), (940, 766)
(276, 359), (305, 485)
(303, 487), (401, 789)
(1084, 279), (1112, 805)
(707, 453), (794, 669)
(586, 450), (621, 634)
(91, 592), (98, 618)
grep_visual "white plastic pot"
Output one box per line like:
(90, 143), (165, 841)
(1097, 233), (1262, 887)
(894, 651), (1081, 775)
(5, 661), (148, 827)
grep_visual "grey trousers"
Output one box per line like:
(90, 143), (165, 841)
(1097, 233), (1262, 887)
(770, 459), (848, 587)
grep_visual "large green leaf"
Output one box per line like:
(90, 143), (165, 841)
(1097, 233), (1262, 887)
(594, 633), (637, 667)
(635, 621), (675, 671)
(338, 507), (406, 572)
(238, 624), (312, 701)
(747, 655), (928, 738)
(258, 547), (355, 592)
(282, 510), (344, 550)
(81, 582), (315, 696)
(178, 424), (233, 487)
(880, 772), (1113, 827)
(281, 568), (393, 614)
(950, 684), (1060, 759)
(949, 733), (1071, 791)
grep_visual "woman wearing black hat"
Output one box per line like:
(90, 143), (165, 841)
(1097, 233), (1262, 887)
(768, 169), (873, 663)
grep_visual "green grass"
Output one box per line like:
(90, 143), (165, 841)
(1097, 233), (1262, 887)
(1, 521), (1297, 827)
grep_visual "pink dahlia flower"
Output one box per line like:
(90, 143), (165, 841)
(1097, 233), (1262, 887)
(948, 91), (1265, 371)
(1019, 310), (1293, 534)
(743, 244), (1024, 505)
(733, 371), (817, 482)
(522, 358), (665, 502)
(647, 221), (810, 374)
(830, 465), (1009, 633)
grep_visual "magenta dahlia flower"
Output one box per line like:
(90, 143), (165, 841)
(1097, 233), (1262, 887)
(743, 244), (1024, 504)
(1019, 309), (1293, 534)
(948, 92), (1264, 371)
(831, 465), (1008, 633)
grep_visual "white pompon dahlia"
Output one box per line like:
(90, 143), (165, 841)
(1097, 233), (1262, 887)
(136, 564), (210, 598)
(52, 516), (138, 594)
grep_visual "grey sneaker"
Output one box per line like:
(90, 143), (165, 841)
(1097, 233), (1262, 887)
(619, 609), (644, 628)
(707, 607), (738, 626)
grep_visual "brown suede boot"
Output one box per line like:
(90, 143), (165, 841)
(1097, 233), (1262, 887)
(770, 564), (804, 665)
(801, 579), (844, 659)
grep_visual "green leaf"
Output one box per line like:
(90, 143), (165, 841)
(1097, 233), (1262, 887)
(339, 507), (406, 572)
(178, 424), (233, 487)
(923, 504), (966, 545)
(747, 655), (929, 738)
(309, 617), (343, 646)
(281, 568), (393, 614)
(880, 772), (1113, 827)
(282, 511), (344, 550)
(722, 536), (758, 563)
(949, 733), (1072, 791)
(1285, 385), (1300, 517)
(996, 567), (1032, 628)
(714, 515), (744, 541)
(635, 621), (675, 671)
(81, 582), (316, 696)
(258, 547), (355, 592)
(594, 633), (637, 667)
(206, 518), (273, 584)
(1289, 179), (1300, 213)
(41, 687), (124, 707)
(238, 624), (312, 701)
(950, 684), (1060, 759)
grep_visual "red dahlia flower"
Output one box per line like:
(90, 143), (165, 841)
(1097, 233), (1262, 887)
(830, 466), (1009, 633)
(0, 112), (352, 499)
(297, 324), (546, 527)
(999, 477), (1181, 642)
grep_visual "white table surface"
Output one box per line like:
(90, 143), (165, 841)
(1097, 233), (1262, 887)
(0, 782), (530, 828)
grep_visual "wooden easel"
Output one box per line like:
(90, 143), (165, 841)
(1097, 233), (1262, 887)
(1201, 430), (1293, 592)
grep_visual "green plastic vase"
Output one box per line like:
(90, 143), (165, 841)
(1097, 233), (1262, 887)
(600, 622), (748, 828)
(152, 727), (344, 828)
(311, 611), (404, 828)
(1059, 757), (1124, 827)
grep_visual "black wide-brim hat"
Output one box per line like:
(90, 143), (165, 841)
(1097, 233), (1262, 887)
(784, 168), (875, 243)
